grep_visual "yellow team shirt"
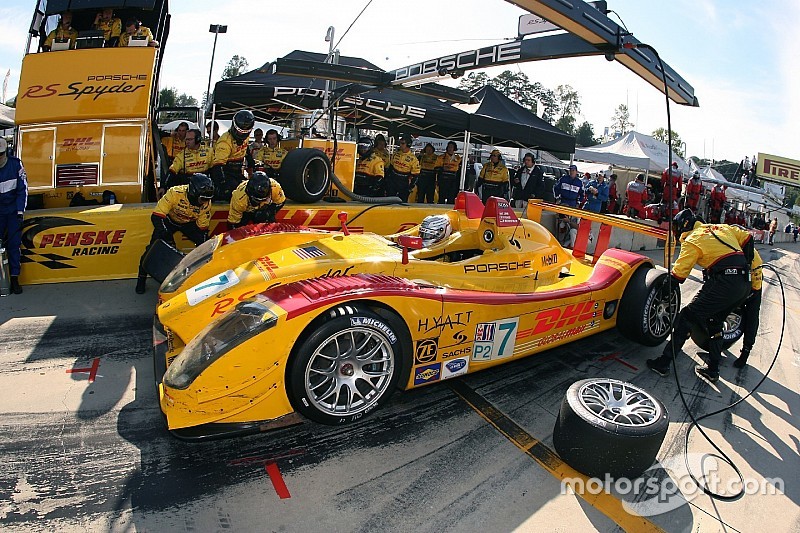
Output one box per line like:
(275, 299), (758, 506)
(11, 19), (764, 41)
(119, 26), (155, 47)
(94, 17), (122, 41)
(419, 152), (439, 172)
(253, 145), (288, 172)
(44, 27), (79, 49)
(161, 136), (186, 159)
(169, 146), (212, 175)
(355, 153), (385, 179)
(227, 178), (286, 224)
(390, 151), (421, 175)
(479, 162), (510, 184)
(375, 148), (391, 167)
(212, 131), (250, 166)
(672, 223), (753, 282)
(153, 185), (211, 229)
(437, 153), (462, 173)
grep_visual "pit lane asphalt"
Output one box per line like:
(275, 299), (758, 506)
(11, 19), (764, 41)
(0, 243), (797, 532)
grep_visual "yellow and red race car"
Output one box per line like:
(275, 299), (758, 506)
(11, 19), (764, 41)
(153, 192), (679, 439)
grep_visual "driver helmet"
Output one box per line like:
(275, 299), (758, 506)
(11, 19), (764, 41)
(245, 171), (271, 206)
(357, 136), (374, 157)
(419, 214), (452, 247)
(187, 173), (214, 206)
(230, 110), (255, 143)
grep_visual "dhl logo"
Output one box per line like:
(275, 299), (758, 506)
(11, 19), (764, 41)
(517, 300), (598, 339)
(61, 137), (100, 152)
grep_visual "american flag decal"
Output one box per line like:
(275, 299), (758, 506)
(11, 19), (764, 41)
(293, 246), (326, 260)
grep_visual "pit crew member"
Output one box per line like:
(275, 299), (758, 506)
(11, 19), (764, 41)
(135, 174), (214, 294)
(477, 149), (509, 204)
(162, 129), (212, 193)
(93, 8), (122, 47)
(374, 134), (391, 167)
(647, 209), (753, 382)
(118, 18), (159, 47)
(684, 171), (703, 211)
(625, 173), (649, 219)
(417, 143), (439, 204)
(43, 12), (78, 51)
(386, 133), (420, 202)
(436, 141), (462, 205)
(353, 136), (385, 198)
(0, 138), (27, 295)
(227, 171), (285, 229)
(252, 129), (288, 178)
(210, 110), (254, 201)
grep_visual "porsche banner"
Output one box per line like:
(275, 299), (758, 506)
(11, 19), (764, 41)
(756, 152), (800, 187)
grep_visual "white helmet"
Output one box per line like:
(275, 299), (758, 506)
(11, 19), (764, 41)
(419, 215), (452, 247)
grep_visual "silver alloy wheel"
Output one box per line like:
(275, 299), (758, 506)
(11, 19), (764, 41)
(578, 379), (662, 427)
(722, 312), (743, 335)
(304, 326), (395, 417)
(648, 282), (679, 338)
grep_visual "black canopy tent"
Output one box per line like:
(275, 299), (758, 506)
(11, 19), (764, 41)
(458, 86), (575, 154)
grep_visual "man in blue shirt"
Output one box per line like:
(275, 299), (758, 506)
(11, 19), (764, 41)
(0, 138), (28, 294)
(554, 164), (585, 207)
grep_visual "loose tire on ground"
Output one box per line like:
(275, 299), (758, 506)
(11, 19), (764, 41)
(689, 307), (744, 351)
(553, 378), (669, 479)
(287, 305), (403, 425)
(617, 267), (680, 346)
(280, 148), (331, 203)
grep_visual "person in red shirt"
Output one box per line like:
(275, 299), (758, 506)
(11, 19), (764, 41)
(684, 171), (703, 211)
(606, 174), (619, 214)
(709, 183), (726, 223)
(625, 173), (649, 218)
(661, 162), (683, 205)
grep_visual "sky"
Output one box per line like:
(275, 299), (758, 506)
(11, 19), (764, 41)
(1, 0), (798, 163)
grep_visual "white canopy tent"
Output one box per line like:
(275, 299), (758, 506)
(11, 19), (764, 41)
(574, 131), (691, 175)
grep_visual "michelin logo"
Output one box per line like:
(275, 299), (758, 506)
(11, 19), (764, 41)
(442, 357), (469, 379)
(350, 317), (397, 343)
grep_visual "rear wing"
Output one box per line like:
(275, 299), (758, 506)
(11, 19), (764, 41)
(524, 200), (672, 268)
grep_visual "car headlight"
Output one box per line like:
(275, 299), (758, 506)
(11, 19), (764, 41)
(163, 299), (278, 390)
(160, 236), (220, 294)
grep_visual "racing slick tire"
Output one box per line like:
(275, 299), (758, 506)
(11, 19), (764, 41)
(553, 378), (669, 479)
(617, 267), (680, 346)
(280, 148), (331, 203)
(287, 305), (404, 425)
(689, 306), (744, 351)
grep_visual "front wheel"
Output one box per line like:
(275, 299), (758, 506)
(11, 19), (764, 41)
(287, 306), (403, 425)
(617, 268), (681, 346)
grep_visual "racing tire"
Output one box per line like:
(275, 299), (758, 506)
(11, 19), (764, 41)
(287, 306), (403, 425)
(553, 378), (669, 479)
(280, 148), (331, 203)
(689, 307), (744, 351)
(617, 268), (680, 346)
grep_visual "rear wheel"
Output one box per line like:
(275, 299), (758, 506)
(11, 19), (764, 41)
(287, 306), (403, 425)
(617, 268), (680, 346)
(689, 307), (744, 350)
(280, 148), (331, 203)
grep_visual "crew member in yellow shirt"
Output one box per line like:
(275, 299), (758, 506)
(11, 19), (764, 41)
(416, 143), (438, 204)
(210, 110), (254, 200)
(228, 172), (286, 229)
(136, 174), (214, 294)
(163, 129), (212, 192)
(252, 129), (288, 178)
(374, 134), (391, 167)
(353, 136), (385, 198)
(386, 133), (420, 202)
(118, 18), (159, 47)
(436, 141), (462, 204)
(93, 8), (122, 47)
(476, 149), (510, 204)
(43, 12), (78, 51)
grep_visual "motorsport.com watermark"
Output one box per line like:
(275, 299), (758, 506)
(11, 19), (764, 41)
(560, 454), (785, 517)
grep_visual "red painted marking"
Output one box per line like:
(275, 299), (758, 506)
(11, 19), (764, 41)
(66, 357), (100, 383)
(265, 462), (291, 499)
(599, 353), (638, 371)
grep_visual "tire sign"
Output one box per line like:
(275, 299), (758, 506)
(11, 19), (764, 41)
(472, 317), (519, 362)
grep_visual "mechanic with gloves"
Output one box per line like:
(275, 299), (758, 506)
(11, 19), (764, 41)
(353, 136), (385, 198)
(227, 171), (285, 229)
(0, 138), (27, 295)
(436, 141), (462, 205)
(386, 133), (420, 202)
(417, 143), (439, 204)
(162, 129), (212, 194)
(647, 209), (754, 383)
(476, 149), (509, 204)
(210, 110), (254, 201)
(135, 174), (214, 294)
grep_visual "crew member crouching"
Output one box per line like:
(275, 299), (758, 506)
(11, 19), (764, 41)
(647, 209), (753, 382)
(210, 110), (254, 201)
(136, 174), (214, 294)
(227, 171), (286, 229)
